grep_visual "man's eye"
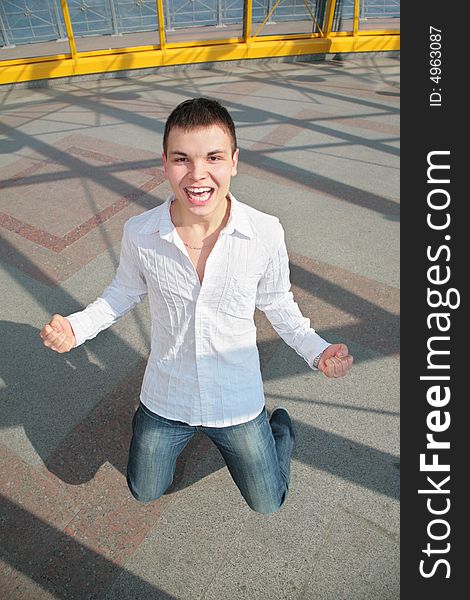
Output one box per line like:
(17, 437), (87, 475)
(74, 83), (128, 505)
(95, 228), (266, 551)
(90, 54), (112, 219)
(208, 156), (221, 161)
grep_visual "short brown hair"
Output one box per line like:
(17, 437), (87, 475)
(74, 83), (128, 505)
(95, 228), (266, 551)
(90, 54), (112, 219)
(163, 97), (237, 156)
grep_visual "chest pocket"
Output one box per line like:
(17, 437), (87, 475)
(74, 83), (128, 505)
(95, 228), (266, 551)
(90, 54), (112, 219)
(219, 274), (260, 319)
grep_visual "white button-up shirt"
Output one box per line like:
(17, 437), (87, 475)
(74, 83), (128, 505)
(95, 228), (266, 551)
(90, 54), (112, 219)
(67, 193), (330, 427)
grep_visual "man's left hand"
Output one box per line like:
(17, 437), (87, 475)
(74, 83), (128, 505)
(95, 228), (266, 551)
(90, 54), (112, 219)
(317, 343), (353, 378)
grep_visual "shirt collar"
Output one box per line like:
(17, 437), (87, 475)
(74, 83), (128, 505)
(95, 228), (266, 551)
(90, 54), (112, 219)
(138, 192), (254, 239)
(224, 192), (254, 239)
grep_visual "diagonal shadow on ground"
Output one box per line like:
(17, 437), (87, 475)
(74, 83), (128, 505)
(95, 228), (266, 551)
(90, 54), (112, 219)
(0, 493), (177, 599)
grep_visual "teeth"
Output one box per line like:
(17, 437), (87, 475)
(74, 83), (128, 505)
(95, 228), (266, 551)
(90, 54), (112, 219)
(187, 187), (212, 193)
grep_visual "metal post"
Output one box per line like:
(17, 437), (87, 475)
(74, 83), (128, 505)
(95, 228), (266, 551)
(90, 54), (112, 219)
(108, 0), (121, 35)
(267, 0), (275, 24)
(0, 8), (12, 47)
(244, 0), (253, 41)
(353, 0), (359, 35)
(216, 0), (227, 27)
(60, 0), (77, 57)
(157, 0), (167, 47)
(164, 0), (174, 32)
(323, 0), (337, 36)
(360, 0), (366, 20)
(51, 0), (67, 41)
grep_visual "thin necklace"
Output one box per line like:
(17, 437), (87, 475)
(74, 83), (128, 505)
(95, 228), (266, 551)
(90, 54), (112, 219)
(183, 240), (215, 250)
(184, 242), (204, 250)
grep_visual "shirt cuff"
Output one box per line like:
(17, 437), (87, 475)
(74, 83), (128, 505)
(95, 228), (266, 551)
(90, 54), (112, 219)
(296, 330), (331, 370)
(66, 297), (116, 347)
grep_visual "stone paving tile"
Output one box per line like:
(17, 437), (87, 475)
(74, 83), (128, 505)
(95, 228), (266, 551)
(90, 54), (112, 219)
(0, 56), (399, 599)
(0, 562), (57, 600)
(0, 442), (80, 533)
(300, 505), (399, 599)
(0, 133), (166, 285)
(0, 364), (178, 598)
(288, 252), (399, 356)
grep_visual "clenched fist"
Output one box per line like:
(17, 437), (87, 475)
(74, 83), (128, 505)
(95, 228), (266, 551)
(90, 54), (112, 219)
(318, 343), (353, 378)
(40, 314), (76, 353)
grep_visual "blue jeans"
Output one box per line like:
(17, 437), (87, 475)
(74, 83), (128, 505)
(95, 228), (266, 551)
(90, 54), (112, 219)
(127, 404), (295, 515)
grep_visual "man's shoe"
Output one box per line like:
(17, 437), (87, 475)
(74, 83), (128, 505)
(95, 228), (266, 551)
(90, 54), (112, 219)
(269, 406), (290, 421)
(269, 406), (295, 439)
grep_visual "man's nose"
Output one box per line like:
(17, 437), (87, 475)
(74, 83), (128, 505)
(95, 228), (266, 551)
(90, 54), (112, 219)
(190, 160), (208, 180)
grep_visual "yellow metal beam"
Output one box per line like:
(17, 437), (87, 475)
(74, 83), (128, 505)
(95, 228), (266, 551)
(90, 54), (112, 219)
(0, 34), (400, 86)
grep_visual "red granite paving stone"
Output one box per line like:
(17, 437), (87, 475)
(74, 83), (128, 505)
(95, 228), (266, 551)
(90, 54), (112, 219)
(38, 361), (178, 569)
(248, 106), (399, 157)
(6, 167), (152, 237)
(0, 446), (85, 588)
(249, 109), (312, 153)
(0, 211), (67, 252)
(288, 251), (399, 356)
(0, 156), (53, 190)
(214, 78), (264, 98)
(0, 227), (79, 285)
(287, 79), (400, 103)
(66, 145), (160, 178)
(62, 463), (173, 564)
(0, 443), (80, 530)
(238, 160), (400, 218)
(0, 135), (167, 285)
(0, 185), (165, 286)
(237, 161), (306, 188)
(43, 359), (146, 494)
(53, 133), (161, 165)
(0, 562), (54, 600)
(256, 250), (398, 360)
(0, 367), (176, 596)
(0, 159), (44, 186)
(59, 195), (163, 269)
(0, 492), (130, 600)
(58, 174), (164, 248)
(319, 113), (400, 136)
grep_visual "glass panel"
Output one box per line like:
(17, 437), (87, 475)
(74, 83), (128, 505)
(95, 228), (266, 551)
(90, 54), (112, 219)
(331, 0), (354, 33)
(251, 0), (327, 38)
(0, 0), (71, 61)
(164, 0), (244, 44)
(358, 0), (399, 31)
(68, 0), (160, 52)
(332, 0), (400, 33)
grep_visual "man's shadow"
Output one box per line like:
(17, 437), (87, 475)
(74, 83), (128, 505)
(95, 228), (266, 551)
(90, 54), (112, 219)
(1, 320), (398, 502)
(0, 320), (226, 495)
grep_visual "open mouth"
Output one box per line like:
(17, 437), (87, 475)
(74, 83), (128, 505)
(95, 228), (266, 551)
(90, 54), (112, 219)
(184, 186), (215, 205)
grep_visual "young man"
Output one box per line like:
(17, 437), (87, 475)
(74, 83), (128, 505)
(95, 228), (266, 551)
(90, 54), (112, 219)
(40, 98), (353, 514)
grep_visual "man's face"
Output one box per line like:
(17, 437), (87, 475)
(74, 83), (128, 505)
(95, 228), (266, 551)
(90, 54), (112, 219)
(162, 125), (239, 220)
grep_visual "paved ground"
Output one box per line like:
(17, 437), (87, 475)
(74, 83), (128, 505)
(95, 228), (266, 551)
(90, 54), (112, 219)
(0, 54), (400, 599)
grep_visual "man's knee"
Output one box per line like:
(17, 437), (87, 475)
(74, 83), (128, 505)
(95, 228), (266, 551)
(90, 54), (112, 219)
(245, 490), (286, 515)
(247, 500), (282, 515)
(126, 474), (167, 504)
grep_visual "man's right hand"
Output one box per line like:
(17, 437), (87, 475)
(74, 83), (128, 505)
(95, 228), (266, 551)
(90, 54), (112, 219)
(40, 314), (76, 353)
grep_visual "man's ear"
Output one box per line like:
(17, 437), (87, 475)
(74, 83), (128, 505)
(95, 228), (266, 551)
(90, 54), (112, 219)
(231, 148), (239, 176)
(162, 151), (168, 174)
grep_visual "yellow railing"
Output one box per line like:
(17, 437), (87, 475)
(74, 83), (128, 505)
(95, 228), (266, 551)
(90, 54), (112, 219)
(0, 0), (399, 86)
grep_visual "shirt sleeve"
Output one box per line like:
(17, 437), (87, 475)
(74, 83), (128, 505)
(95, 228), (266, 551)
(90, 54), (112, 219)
(255, 226), (330, 369)
(66, 220), (148, 347)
